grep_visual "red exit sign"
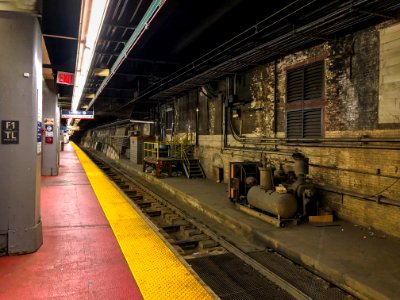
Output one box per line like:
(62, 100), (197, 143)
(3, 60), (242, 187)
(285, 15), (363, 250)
(56, 71), (74, 85)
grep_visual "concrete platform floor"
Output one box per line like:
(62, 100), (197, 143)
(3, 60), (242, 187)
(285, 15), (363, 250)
(0, 145), (142, 299)
(106, 154), (400, 300)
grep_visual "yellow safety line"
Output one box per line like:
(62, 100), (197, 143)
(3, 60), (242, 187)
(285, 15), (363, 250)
(72, 143), (213, 300)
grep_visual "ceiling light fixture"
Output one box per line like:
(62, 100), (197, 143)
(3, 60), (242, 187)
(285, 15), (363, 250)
(87, 0), (167, 111)
(68, 0), (109, 125)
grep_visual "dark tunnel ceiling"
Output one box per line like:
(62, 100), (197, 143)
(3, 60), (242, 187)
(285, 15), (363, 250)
(41, 0), (81, 106)
(41, 0), (400, 130)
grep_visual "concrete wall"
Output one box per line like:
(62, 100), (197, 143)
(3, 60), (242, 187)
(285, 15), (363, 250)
(0, 12), (43, 254)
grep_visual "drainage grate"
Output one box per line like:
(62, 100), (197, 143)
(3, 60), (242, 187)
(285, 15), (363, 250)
(248, 251), (354, 299)
(189, 253), (294, 300)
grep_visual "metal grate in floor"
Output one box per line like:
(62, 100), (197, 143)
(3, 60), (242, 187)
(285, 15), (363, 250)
(189, 253), (294, 300)
(248, 251), (354, 299)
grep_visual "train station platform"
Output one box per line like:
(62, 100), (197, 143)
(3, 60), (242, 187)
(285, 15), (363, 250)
(0, 143), (213, 300)
(96, 149), (400, 300)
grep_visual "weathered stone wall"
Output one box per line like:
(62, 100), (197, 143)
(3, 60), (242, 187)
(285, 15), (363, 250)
(325, 28), (380, 131)
(163, 22), (400, 238)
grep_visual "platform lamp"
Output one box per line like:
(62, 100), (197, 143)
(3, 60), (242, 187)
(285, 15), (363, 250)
(68, 0), (110, 126)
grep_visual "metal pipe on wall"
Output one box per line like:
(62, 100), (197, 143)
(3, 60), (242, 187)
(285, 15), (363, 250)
(273, 60), (278, 137)
(227, 118), (400, 148)
(316, 184), (400, 208)
(195, 88), (199, 146)
(221, 146), (400, 208)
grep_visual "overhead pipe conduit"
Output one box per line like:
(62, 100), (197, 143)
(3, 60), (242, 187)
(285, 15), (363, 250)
(116, 0), (325, 109)
(223, 108), (400, 207)
(221, 145), (400, 208)
(115, 0), (398, 107)
(226, 97), (400, 149)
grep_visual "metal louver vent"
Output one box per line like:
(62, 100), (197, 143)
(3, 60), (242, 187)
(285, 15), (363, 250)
(287, 108), (322, 139)
(303, 108), (322, 138)
(287, 110), (303, 138)
(287, 61), (323, 103)
(286, 60), (323, 139)
(287, 69), (303, 103)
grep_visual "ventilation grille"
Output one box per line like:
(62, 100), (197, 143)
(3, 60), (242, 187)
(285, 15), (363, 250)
(287, 110), (303, 138)
(287, 61), (323, 103)
(287, 108), (321, 139)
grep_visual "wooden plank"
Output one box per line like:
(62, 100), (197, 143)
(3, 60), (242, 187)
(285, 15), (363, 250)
(309, 215), (333, 223)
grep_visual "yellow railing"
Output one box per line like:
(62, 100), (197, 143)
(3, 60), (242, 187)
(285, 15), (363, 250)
(182, 148), (190, 176)
(143, 141), (194, 177)
(143, 142), (160, 159)
(143, 141), (185, 160)
(164, 141), (183, 159)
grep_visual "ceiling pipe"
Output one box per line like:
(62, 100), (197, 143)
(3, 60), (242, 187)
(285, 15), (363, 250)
(117, 0), (386, 107)
(92, 118), (155, 130)
(87, 0), (167, 111)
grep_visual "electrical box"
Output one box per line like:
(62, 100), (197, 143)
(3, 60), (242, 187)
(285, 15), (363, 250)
(232, 108), (241, 119)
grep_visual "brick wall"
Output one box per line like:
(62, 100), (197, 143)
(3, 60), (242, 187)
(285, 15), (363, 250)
(164, 21), (400, 238)
(196, 137), (400, 238)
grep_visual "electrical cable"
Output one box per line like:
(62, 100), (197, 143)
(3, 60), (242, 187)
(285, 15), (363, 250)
(368, 178), (400, 200)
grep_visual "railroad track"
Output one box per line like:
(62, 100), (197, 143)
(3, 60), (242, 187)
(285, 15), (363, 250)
(83, 148), (354, 300)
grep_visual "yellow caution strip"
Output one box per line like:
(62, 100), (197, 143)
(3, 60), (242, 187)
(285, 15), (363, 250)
(72, 143), (213, 300)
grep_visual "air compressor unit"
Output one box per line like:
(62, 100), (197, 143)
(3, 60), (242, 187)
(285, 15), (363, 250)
(229, 153), (317, 227)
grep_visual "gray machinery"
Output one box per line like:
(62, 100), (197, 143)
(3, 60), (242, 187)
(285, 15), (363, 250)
(230, 152), (317, 227)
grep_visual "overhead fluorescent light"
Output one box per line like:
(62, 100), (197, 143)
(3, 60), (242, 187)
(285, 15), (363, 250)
(87, 0), (167, 110)
(93, 68), (110, 77)
(130, 119), (156, 124)
(85, 93), (96, 99)
(71, 0), (110, 114)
